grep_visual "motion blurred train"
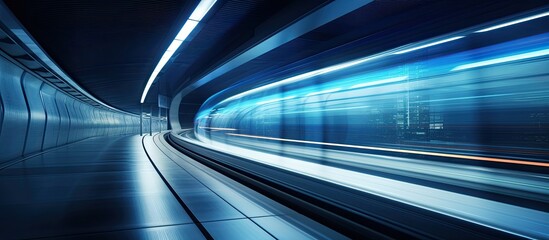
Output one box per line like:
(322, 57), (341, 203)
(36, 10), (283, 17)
(194, 10), (549, 162)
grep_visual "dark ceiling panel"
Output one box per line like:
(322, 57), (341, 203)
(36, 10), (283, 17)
(4, 0), (195, 114)
(4, 0), (328, 115)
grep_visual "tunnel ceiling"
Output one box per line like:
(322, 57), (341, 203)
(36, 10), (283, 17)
(4, 0), (549, 116)
(3, 0), (328, 114)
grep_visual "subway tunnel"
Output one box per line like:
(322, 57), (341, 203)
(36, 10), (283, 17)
(0, 0), (548, 239)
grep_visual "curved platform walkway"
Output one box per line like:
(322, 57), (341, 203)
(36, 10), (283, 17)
(0, 134), (343, 239)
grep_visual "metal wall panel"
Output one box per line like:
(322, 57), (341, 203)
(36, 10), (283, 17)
(89, 108), (96, 135)
(143, 118), (150, 133)
(0, 57), (27, 163)
(0, 90), (3, 138)
(80, 103), (91, 138)
(0, 56), (140, 162)
(112, 113), (119, 135)
(118, 114), (124, 134)
(121, 115), (127, 134)
(106, 112), (114, 135)
(129, 116), (135, 134)
(98, 110), (107, 136)
(55, 92), (69, 146)
(131, 117), (135, 134)
(133, 117), (139, 133)
(72, 99), (83, 141)
(0, 60), (143, 162)
(65, 97), (76, 143)
(75, 101), (85, 140)
(124, 115), (131, 134)
(22, 73), (46, 155)
(87, 105), (97, 137)
(118, 113), (124, 135)
(95, 109), (104, 136)
(40, 84), (60, 150)
(70, 100), (80, 141)
(114, 113), (120, 134)
(87, 107), (94, 137)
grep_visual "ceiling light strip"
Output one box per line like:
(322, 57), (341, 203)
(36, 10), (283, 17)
(140, 0), (217, 103)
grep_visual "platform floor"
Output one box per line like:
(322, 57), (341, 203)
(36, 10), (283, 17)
(0, 134), (343, 239)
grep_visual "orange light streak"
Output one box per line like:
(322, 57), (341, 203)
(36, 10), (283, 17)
(226, 133), (549, 167)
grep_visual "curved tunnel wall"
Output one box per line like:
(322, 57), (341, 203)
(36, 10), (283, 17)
(0, 54), (161, 165)
(193, 13), (549, 162)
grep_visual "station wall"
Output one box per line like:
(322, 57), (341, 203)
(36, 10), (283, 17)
(0, 55), (161, 164)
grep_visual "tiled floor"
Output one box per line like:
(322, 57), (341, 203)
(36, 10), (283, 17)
(0, 135), (202, 239)
(0, 134), (345, 239)
(144, 133), (347, 240)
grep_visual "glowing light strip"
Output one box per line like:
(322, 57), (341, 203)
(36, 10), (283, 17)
(199, 127), (237, 131)
(452, 48), (549, 71)
(226, 133), (549, 167)
(221, 55), (383, 104)
(184, 132), (547, 239)
(174, 19), (200, 41)
(305, 88), (342, 96)
(475, 11), (549, 33)
(189, 0), (217, 21)
(140, 0), (216, 103)
(394, 36), (465, 55)
(273, 105), (369, 115)
(218, 36), (458, 104)
(256, 95), (296, 105)
(350, 76), (408, 89)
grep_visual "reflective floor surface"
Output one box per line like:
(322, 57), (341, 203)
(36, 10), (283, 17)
(0, 134), (344, 239)
(0, 135), (202, 239)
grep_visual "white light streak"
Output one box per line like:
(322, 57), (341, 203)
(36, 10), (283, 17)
(182, 132), (549, 239)
(350, 76), (408, 89)
(256, 96), (296, 105)
(226, 133), (549, 167)
(452, 48), (549, 71)
(167, 40), (183, 52)
(475, 11), (549, 33)
(198, 127), (237, 131)
(175, 19), (199, 41)
(221, 55), (384, 104)
(394, 36), (465, 54)
(305, 88), (342, 96)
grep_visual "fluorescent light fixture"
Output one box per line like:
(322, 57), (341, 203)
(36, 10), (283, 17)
(257, 96), (296, 105)
(306, 88), (342, 96)
(141, 0), (217, 103)
(351, 76), (408, 89)
(189, 0), (217, 21)
(157, 51), (175, 70)
(394, 36), (465, 54)
(167, 40), (183, 52)
(175, 19), (199, 40)
(451, 48), (549, 71)
(475, 11), (549, 33)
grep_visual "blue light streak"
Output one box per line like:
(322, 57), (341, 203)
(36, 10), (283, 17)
(452, 48), (549, 71)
